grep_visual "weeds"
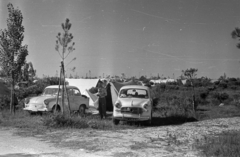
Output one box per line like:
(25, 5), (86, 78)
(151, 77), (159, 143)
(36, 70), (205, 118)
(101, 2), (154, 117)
(197, 131), (240, 157)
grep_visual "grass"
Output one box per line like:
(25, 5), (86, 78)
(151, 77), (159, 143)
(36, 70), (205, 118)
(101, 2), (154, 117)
(196, 104), (240, 121)
(196, 131), (240, 157)
(1, 96), (240, 157)
(0, 109), (140, 133)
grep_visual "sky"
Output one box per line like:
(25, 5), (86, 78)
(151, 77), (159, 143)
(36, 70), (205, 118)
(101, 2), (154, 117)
(1, 0), (240, 79)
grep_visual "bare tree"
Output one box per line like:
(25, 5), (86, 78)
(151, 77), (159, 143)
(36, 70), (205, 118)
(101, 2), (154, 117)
(0, 3), (28, 114)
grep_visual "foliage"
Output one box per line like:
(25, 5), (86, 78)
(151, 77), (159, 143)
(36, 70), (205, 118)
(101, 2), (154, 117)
(218, 81), (228, 89)
(42, 114), (89, 129)
(0, 3), (28, 79)
(55, 18), (75, 115)
(232, 27), (240, 48)
(20, 62), (36, 83)
(182, 68), (198, 80)
(0, 95), (10, 110)
(55, 18), (75, 64)
(0, 3), (28, 113)
(15, 76), (61, 100)
(212, 92), (229, 103)
(89, 87), (98, 94)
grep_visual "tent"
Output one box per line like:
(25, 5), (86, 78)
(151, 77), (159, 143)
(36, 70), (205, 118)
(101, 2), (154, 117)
(150, 79), (176, 86)
(66, 78), (100, 109)
(66, 78), (100, 95)
(87, 80), (139, 111)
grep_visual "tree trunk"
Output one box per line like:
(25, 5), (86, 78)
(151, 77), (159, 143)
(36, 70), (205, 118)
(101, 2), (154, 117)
(62, 62), (71, 115)
(10, 70), (15, 114)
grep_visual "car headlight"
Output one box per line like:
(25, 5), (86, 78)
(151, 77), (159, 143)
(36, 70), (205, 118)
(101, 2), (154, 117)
(143, 104), (149, 109)
(115, 102), (122, 109)
(43, 100), (49, 106)
(25, 98), (30, 104)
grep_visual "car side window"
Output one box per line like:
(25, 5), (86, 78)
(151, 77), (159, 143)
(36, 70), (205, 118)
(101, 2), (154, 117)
(67, 89), (74, 96)
(73, 89), (81, 96)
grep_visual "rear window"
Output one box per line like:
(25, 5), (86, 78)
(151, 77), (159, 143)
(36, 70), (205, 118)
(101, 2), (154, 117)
(42, 88), (60, 96)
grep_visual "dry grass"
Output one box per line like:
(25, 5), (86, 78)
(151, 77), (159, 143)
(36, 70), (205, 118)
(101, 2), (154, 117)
(197, 131), (240, 157)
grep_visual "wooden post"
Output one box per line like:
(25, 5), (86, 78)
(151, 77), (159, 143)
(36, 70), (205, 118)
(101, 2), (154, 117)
(55, 63), (63, 114)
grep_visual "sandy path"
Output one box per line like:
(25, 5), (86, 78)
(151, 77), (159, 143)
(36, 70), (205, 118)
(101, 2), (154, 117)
(1, 117), (240, 157)
(0, 127), (100, 157)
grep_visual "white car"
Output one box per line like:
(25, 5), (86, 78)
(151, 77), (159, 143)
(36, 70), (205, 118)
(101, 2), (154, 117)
(113, 85), (153, 125)
(23, 85), (89, 114)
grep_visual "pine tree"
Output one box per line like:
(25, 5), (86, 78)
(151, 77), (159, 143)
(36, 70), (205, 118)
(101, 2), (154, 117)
(55, 18), (75, 115)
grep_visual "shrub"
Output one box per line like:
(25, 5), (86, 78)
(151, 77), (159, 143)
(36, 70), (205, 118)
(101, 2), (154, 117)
(212, 92), (229, 104)
(42, 114), (115, 130)
(42, 114), (89, 129)
(200, 92), (208, 100)
(218, 81), (228, 89)
(0, 95), (10, 110)
(230, 85), (238, 90)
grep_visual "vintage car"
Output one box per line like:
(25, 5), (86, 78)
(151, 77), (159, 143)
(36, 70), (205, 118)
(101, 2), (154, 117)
(112, 85), (153, 125)
(23, 85), (89, 114)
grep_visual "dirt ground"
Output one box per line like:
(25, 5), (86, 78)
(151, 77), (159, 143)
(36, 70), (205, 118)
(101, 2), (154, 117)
(1, 117), (240, 157)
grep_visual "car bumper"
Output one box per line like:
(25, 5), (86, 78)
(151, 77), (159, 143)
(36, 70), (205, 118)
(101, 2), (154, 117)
(113, 112), (151, 121)
(23, 105), (49, 112)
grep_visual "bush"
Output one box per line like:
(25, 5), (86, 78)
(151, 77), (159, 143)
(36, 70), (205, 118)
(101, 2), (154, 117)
(212, 92), (229, 103)
(218, 81), (228, 89)
(15, 76), (62, 100)
(158, 94), (195, 118)
(42, 114), (115, 130)
(0, 95), (10, 110)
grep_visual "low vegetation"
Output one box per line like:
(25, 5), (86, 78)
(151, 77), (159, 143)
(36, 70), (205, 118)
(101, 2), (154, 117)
(1, 76), (240, 156)
(197, 131), (240, 157)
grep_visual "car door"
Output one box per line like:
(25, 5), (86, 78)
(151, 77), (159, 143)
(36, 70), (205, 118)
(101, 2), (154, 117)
(66, 88), (75, 111)
(71, 88), (82, 111)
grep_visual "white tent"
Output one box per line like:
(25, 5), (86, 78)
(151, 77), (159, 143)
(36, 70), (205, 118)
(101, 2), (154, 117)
(150, 79), (176, 86)
(66, 78), (100, 109)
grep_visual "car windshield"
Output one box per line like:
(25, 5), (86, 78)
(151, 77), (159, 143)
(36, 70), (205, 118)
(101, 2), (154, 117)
(119, 88), (148, 99)
(42, 88), (61, 96)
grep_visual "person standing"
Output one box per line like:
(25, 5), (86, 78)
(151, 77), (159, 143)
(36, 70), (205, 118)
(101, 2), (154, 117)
(97, 81), (107, 119)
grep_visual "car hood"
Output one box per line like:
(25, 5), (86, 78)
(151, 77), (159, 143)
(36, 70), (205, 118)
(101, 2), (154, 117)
(29, 95), (55, 104)
(117, 98), (149, 107)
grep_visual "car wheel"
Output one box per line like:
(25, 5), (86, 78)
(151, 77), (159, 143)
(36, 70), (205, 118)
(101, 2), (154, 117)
(79, 105), (86, 117)
(52, 105), (61, 114)
(113, 118), (120, 125)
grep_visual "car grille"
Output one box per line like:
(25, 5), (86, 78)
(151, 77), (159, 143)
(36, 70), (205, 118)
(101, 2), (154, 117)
(121, 107), (143, 114)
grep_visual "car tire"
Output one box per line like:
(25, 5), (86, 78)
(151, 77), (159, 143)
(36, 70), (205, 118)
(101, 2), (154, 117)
(79, 105), (86, 117)
(113, 118), (120, 125)
(52, 105), (61, 114)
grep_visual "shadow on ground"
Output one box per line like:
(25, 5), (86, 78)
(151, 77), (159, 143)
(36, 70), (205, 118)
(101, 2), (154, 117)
(150, 116), (198, 126)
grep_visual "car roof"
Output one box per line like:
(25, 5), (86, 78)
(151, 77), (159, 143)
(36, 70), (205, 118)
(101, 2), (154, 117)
(120, 85), (149, 90)
(45, 85), (79, 89)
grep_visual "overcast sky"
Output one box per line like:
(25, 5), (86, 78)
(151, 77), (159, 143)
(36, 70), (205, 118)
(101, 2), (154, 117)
(1, 0), (240, 79)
